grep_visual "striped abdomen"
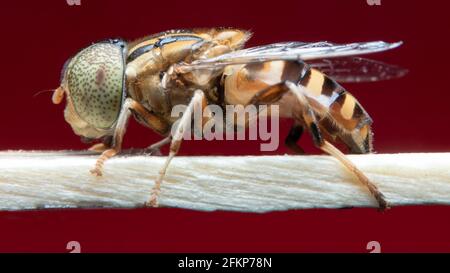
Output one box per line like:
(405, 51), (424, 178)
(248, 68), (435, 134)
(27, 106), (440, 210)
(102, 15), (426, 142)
(298, 64), (373, 153)
(224, 60), (373, 153)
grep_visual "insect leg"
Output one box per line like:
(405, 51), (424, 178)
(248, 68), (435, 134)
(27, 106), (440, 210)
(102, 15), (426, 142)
(88, 136), (113, 153)
(245, 81), (306, 154)
(144, 136), (172, 155)
(90, 98), (134, 176)
(246, 80), (388, 209)
(147, 90), (209, 207)
(88, 143), (109, 153)
(285, 82), (389, 210)
(90, 98), (169, 176)
(284, 123), (306, 154)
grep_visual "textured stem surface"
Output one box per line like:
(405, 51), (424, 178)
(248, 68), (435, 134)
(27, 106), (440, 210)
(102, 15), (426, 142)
(0, 151), (449, 212)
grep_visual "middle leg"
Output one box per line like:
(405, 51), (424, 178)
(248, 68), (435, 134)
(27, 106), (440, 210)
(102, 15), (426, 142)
(144, 136), (172, 156)
(146, 89), (211, 207)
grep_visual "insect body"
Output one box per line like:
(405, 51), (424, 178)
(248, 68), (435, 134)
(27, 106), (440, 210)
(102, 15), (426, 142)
(53, 28), (405, 210)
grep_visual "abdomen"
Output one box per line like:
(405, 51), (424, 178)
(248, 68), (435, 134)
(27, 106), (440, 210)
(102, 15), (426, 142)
(298, 65), (373, 153)
(224, 60), (373, 153)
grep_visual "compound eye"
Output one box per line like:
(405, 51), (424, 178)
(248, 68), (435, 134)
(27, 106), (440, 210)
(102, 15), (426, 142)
(65, 42), (126, 130)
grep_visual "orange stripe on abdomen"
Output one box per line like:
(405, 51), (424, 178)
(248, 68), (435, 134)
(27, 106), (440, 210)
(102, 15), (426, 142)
(300, 67), (372, 132)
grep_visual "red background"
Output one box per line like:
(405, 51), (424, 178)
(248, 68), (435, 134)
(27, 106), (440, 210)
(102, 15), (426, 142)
(0, 0), (449, 253)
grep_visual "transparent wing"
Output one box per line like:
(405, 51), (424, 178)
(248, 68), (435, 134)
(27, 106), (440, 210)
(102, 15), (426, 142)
(176, 41), (403, 72)
(309, 57), (408, 83)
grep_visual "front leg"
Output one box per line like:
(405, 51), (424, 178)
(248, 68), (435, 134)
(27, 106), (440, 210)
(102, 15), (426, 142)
(90, 98), (169, 176)
(89, 98), (134, 176)
(147, 90), (209, 207)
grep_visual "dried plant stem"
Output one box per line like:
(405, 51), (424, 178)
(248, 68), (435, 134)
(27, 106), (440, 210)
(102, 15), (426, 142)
(0, 151), (449, 212)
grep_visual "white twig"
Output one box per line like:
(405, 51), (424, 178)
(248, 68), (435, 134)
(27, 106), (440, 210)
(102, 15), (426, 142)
(0, 151), (449, 212)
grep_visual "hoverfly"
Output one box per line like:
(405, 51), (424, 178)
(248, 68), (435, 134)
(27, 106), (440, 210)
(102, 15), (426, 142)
(53, 28), (406, 210)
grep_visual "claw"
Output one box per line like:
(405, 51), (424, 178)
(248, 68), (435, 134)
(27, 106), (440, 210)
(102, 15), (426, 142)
(377, 195), (391, 212)
(90, 168), (103, 177)
(145, 195), (159, 208)
(146, 186), (161, 207)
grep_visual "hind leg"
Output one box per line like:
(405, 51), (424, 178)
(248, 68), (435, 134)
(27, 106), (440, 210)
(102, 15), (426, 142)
(286, 82), (389, 210)
(285, 123), (306, 154)
(247, 80), (389, 210)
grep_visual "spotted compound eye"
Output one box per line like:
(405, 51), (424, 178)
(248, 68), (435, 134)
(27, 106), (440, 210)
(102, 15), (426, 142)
(65, 41), (126, 129)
